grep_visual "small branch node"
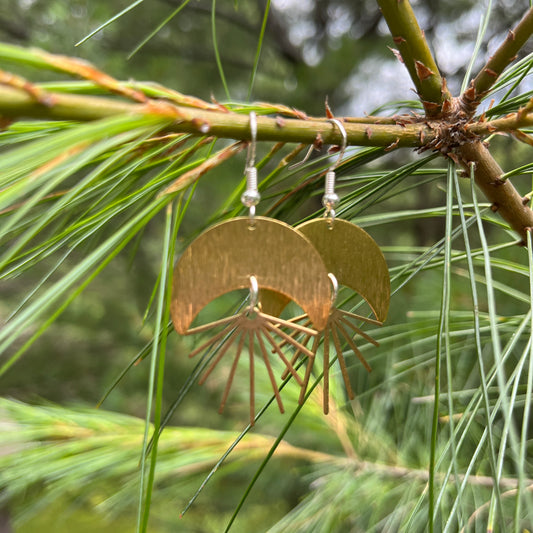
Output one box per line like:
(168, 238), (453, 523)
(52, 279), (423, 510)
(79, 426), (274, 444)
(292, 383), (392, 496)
(483, 68), (499, 78)
(415, 61), (435, 81)
(384, 137), (400, 151)
(458, 83), (478, 117)
(421, 100), (440, 112)
(313, 133), (324, 151)
(491, 203), (500, 212)
(388, 47), (404, 63)
(522, 196), (531, 206)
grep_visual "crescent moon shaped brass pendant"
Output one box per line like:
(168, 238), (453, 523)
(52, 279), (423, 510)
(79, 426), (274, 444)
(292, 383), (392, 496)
(171, 216), (331, 334)
(296, 218), (390, 322)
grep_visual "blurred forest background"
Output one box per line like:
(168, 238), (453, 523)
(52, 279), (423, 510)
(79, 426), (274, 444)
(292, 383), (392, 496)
(0, 0), (532, 532)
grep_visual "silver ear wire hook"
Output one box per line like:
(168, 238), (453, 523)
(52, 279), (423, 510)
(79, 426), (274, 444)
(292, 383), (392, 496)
(288, 143), (315, 170)
(241, 112), (261, 223)
(323, 118), (347, 223)
(328, 118), (347, 173)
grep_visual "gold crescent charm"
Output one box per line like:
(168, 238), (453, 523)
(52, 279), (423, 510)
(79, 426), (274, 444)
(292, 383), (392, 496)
(296, 218), (390, 322)
(171, 216), (331, 334)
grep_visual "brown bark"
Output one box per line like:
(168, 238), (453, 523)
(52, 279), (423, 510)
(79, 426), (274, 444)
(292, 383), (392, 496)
(457, 141), (533, 243)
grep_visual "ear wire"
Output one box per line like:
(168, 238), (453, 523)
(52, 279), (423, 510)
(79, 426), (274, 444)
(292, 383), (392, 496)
(323, 118), (347, 222)
(241, 112), (261, 222)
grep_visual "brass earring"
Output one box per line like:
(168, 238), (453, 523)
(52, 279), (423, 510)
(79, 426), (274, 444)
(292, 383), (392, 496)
(170, 112), (332, 424)
(278, 119), (391, 413)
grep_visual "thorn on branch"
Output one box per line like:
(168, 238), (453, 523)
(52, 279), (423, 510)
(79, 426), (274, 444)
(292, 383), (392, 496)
(384, 138), (400, 151)
(441, 99), (452, 116)
(325, 97), (334, 119)
(458, 83), (478, 117)
(463, 84), (476, 101)
(522, 196), (531, 206)
(388, 47), (404, 63)
(483, 68), (499, 78)
(393, 35), (406, 44)
(415, 61), (435, 81)
(441, 78), (450, 97)
(313, 133), (324, 151)
(491, 203), (499, 212)
(421, 100), (440, 112)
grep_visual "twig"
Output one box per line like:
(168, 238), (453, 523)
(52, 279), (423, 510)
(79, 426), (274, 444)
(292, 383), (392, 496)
(0, 84), (433, 148)
(459, 7), (533, 116)
(377, 0), (451, 117)
(457, 141), (533, 244)
(468, 104), (533, 135)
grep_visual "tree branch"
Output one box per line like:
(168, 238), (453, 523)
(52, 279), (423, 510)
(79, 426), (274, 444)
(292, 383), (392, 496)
(457, 140), (533, 244)
(459, 7), (533, 116)
(467, 102), (533, 135)
(376, 0), (451, 117)
(1, 37), (532, 243)
(0, 85), (432, 148)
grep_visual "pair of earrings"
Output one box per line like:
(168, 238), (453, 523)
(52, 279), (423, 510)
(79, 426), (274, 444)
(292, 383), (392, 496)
(171, 113), (390, 423)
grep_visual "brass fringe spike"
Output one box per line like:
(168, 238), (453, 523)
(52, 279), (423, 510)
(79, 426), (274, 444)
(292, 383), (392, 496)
(280, 306), (382, 414)
(185, 304), (317, 424)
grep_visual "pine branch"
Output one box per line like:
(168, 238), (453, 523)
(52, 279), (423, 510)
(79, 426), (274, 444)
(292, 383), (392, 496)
(459, 7), (533, 116)
(468, 100), (533, 135)
(457, 141), (533, 244)
(376, 0), (451, 117)
(0, 84), (431, 148)
(1, 38), (532, 243)
(373, 3), (533, 243)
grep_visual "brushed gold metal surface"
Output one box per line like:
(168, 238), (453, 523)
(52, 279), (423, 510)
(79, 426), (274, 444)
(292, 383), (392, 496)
(296, 218), (390, 322)
(171, 216), (331, 334)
